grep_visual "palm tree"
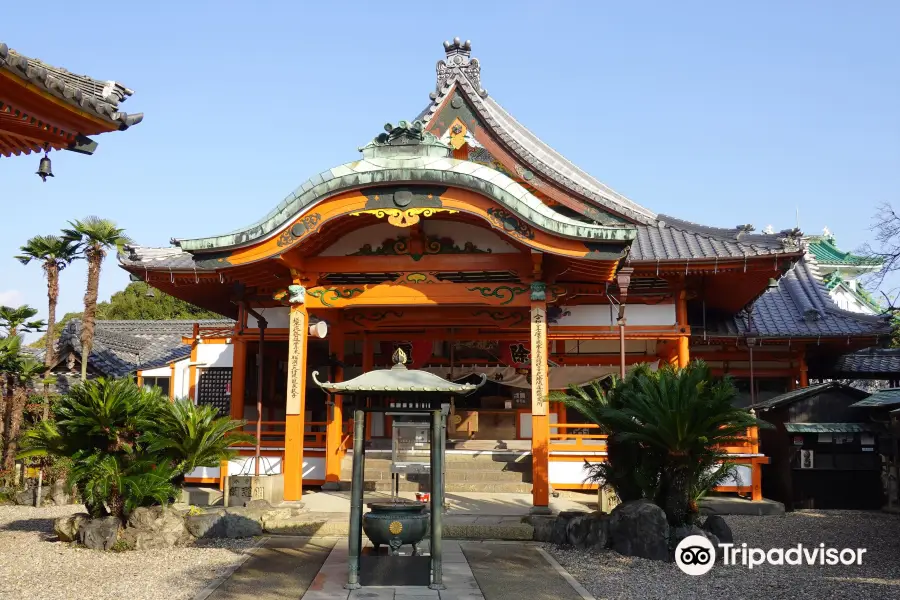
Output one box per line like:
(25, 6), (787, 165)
(16, 235), (81, 419)
(63, 217), (132, 381)
(0, 305), (45, 337)
(16, 236), (81, 368)
(553, 361), (761, 525)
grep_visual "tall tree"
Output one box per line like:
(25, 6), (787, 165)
(63, 217), (132, 381)
(15, 235), (81, 387)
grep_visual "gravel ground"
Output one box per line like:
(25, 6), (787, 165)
(0, 504), (257, 600)
(551, 510), (900, 600)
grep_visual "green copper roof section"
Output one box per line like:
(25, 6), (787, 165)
(849, 388), (900, 408)
(784, 423), (882, 434)
(175, 121), (637, 252)
(808, 237), (882, 268)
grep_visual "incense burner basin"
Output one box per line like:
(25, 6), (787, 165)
(363, 501), (429, 555)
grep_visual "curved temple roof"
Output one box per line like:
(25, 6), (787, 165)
(0, 42), (143, 131)
(174, 122), (636, 253)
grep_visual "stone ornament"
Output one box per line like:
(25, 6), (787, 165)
(287, 284), (306, 304)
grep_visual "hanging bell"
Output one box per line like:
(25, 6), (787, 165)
(36, 152), (54, 182)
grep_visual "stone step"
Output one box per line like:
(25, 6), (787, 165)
(340, 469), (530, 482)
(335, 481), (533, 493)
(341, 456), (532, 472)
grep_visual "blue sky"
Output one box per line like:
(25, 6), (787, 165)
(2, 1), (898, 334)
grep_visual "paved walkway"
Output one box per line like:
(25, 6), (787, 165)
(197, 537), (593, 600)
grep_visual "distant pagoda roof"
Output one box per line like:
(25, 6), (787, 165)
(313, 348), (486, 395)
(0, 41), (143, 156)
(807, 235), (882, 270)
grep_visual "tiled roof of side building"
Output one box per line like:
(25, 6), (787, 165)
(832, 348), (900, 376)
(0, 42), (143, 130)
(693, 257), (891, 339)
(849, 388), (900, 408)
(629, 216), (795, 261)
(56, 319), (234, 377)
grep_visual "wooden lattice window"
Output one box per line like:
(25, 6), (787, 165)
(197, 367), (232, 416)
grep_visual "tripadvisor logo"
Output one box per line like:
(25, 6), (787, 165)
(675, 535), (868, 576)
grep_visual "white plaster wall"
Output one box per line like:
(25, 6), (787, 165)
(225, 454), (325, 480)
(246, 306), (290, 329)
(720, 464), (752, 488)
(173, 358), (189, 400)
(518, 412), (558, 439)
(549, 461), (752, 487)
(186, 466), (220, 479)
(423, 221), (519, 253)
(554, 304), (677, 327)
(317, 220), (520, 256)
(141, 366), (171, 377)
(318, 223), (403, 256)
(197, 344), (234, 368)
(549, 460), (595, 485)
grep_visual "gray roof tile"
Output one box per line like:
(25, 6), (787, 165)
(56, 319), (234, 377)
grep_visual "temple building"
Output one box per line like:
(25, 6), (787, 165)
(0, 41), (142, 164)
(120, 39), (892, 508)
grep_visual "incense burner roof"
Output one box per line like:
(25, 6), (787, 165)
(312, 348), (486, 394)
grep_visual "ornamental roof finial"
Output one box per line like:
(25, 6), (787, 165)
(433, 37), (487, 100)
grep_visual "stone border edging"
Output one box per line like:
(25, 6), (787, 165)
(536, 547), (597, 600)
(190, 536), (269, 600)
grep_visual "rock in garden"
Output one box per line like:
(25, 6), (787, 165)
(223, 509), (263, 538)
(567, 515), (594, 548)
(185, 511), (227, 539)
(608, 500), (669, 561)
(702, 514), (733, 544)
(49, 481), (71, 506)
(77, 516), (121, 551)
(54, 513), (90, 542)
(588, 513), (610, 549)
(552, 510), (586, 545)
(244, 498), (273, 510)
(120, 506), (192, 550)
(527, 515), (555, 542)
(13, 487), (34, 506)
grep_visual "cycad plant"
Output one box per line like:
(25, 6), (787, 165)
(144, 398), (255, 486)
(552, 361), (760, 526)
(19, 377), (252, 522)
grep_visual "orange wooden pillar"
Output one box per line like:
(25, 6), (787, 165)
(530, 293), (551, 513)
(223, 336), (247, 490)
(324, 317), (345, 488)
(284, 301), (310, 501)
(676, 289), (690, 368)
(751, 459), (763, 501)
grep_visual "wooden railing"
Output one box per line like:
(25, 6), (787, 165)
(549, 423), (760, 455)
(549, 423), (608, 452)
(233, 420), (328, 448)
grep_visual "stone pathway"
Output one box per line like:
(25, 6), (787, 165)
(200, 537), (335, 600)
(194, 537), (593, 600)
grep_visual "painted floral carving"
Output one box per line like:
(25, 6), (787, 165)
(486, 207), (535, 241)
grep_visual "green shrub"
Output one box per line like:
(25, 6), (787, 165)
(18, 377), (253, 522)
(552, 361), (762, 526)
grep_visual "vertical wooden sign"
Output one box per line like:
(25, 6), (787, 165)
(530, 305), (549, 416)
(286, 308), (307, 415)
